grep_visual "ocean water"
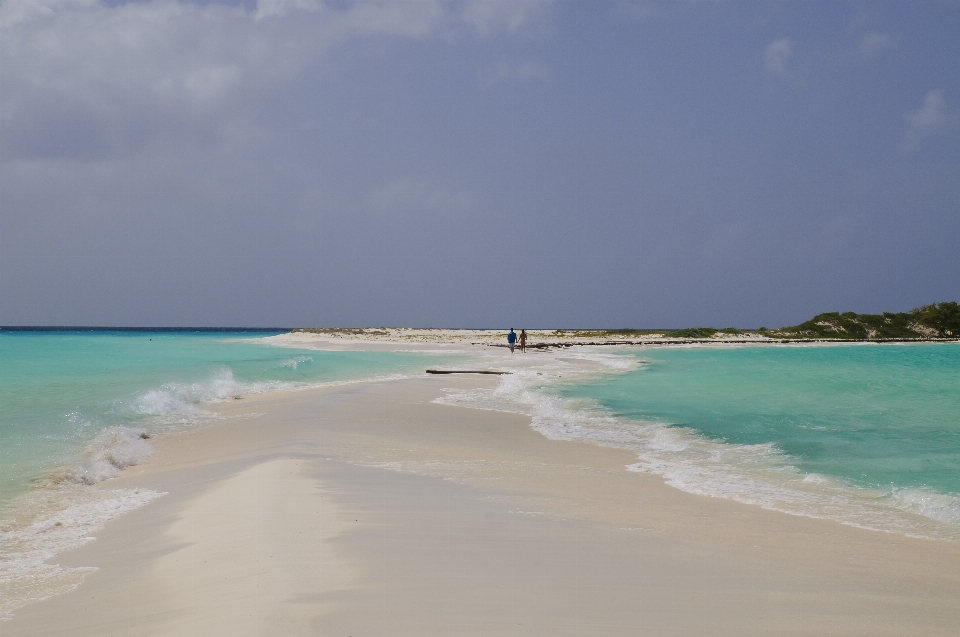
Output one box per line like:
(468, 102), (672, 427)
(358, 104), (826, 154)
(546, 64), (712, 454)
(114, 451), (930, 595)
(438, 343), (960, 541)
(565, 344), (960, 497)
(5, 334), (960, 618)
(0, 330), (458, 619)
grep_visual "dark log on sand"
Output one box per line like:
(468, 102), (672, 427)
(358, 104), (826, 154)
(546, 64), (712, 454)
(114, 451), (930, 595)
(426, 370), (509, 375)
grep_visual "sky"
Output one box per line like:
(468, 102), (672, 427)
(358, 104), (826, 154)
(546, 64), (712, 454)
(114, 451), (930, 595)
(1, 0), (958, 328)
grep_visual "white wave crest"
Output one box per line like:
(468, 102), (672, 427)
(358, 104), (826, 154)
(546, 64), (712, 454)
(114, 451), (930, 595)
(0, 360), (430, 620)
(0, 486), (164, 621)
(889, 488), (960, 526)
(67, 426), (153, 485)
(435, 346), (960, 541)
(128, 368), (253, 418)
(118, 368), (313, 430)
(275, 355), (312, 370)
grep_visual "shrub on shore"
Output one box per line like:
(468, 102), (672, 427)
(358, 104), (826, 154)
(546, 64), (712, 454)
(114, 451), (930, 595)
(911, 302), (960, 338)
(771, 301), (959, 340)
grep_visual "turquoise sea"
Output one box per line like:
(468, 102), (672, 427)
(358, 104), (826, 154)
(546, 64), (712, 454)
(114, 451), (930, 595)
(3, 334), (960, 619)
(0, 330), (453, 511)
(441, 342), (960, 540)
(562, 344), (960, 500)
(1, 329), (461, 619)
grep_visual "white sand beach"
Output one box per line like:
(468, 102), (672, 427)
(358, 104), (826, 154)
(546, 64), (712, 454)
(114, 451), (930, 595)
(271, 328), (777, 350)
(5, 363), (960, 636)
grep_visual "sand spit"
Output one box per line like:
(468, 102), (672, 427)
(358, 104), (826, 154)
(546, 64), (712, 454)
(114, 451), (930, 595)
(272, 327), (956, 351)
(5, 376), (959, 635)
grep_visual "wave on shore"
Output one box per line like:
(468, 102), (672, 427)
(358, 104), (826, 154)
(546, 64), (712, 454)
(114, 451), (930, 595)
(0, 485), (164, 621)
(434, 347), (960, 542)
(0, 354), (429, 622)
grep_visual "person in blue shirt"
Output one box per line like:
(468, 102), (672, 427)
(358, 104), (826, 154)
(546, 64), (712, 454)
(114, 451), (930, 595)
(507, 328), (516, 353)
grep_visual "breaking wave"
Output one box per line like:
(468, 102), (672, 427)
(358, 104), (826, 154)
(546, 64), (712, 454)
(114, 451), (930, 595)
(1, 365), (415, 621)
(0, 485), (164, 621)
(120, 368), (292, 422)
(435, 347), (960, 541)
(66, 427), (153, 485)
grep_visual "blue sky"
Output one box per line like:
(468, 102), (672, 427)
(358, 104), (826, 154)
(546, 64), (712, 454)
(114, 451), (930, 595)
(1, 0), (958, 327)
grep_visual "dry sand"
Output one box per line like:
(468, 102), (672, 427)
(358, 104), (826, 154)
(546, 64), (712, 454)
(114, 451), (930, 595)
(5, 375), (960, 635)
(269, 327), (776, 350)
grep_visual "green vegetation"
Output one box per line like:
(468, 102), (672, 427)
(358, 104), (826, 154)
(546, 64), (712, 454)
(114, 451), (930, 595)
(546, 302), (958, 342)
(771, 302), (959, 340)
(771, 312), (917, 339)
(294, 327), (389, 336)
(911, 301), (960, 338)
(663, 327), (742, 338)
(551, 329), (664, 338)
(665, 328), (719, 338)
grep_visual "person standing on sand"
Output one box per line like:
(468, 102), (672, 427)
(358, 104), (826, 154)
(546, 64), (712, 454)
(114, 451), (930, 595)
(507, 329), (516, 353)
(519, 330), (527, 352)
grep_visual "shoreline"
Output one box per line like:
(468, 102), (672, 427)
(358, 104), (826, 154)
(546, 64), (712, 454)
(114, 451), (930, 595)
(274, 328), (960, 350)
(4, 374), (960, 633)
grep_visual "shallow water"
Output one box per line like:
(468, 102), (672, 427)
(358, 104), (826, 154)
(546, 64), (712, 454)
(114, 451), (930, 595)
(567, 344), (960, 497)
(438, 343), (960, 539)
(0, 330), (460, 619)
(0, 331), (455, 508)
(4, 335), (959, 618)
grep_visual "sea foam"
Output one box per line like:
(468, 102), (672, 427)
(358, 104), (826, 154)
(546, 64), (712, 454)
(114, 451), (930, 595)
(67, 427), (153, 485)
(1, 333), (444, 620)
(435, 346), (960, 542)
(0, 485), (164, 621)
(125, 368), (272, 419)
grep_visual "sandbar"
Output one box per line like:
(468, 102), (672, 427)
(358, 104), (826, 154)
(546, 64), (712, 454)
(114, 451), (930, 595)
(5, 374), (960, 635)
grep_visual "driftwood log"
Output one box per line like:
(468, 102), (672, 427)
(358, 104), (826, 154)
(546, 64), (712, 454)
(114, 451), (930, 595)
(425, 370), (509, 375)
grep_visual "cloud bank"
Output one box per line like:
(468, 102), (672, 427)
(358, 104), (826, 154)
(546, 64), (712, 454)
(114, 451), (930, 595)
(0, 0), (552, 162)
(901, 90), (960, 151)
(1, 1), (957, 328)
(858, 31), (894, 59)
(763, 37), (793, 80)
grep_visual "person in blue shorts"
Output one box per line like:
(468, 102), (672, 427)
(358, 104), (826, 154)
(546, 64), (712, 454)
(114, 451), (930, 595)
(507, 328), (516, 353)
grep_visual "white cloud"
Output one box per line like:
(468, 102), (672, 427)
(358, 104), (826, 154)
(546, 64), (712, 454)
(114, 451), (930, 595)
(900, 89), (960, 151)
(480, 61), (548, 88)
(255, 0), (321, 20)
(0, 0), (552, 162)
(763, 37), (793, 80)
(461, 0), (552, 36)
(616, 2), (661, 19)
(858, 31), (894, 59)
(319, 0), (449, 41)
(368, 179), (479, 218)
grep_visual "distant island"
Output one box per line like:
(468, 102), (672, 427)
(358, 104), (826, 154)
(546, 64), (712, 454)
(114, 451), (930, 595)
(288, 301), (959, 346)
(645, 300), (959, 341)
(760, 301), (959, 340)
